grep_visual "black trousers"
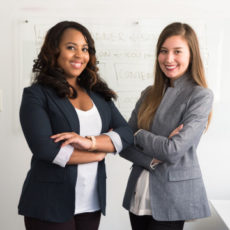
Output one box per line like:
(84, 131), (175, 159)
(129, 212), (185, 230)
(24, 210), (101, 230)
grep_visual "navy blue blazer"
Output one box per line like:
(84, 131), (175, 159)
(18, 84), (133, 223)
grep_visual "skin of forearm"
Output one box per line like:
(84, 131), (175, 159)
(67, 149), (106, 165)
(94, 134), (115, 153)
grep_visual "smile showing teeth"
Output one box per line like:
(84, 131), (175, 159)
(71, 62), (82, 69)
(166, 65), (176, 70)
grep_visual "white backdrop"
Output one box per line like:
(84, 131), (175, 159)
(14, 17), (223, 121)
(0, 0), (230, 229)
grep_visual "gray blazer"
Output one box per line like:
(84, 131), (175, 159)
(120, 73), (213, 221)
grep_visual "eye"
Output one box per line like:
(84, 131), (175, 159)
(159, 49), (167, 54)
(66, 45), (75, 51)
(82, 47), (89, 52)
(175, 50), (181, 54)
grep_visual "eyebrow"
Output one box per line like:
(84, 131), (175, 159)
(65, 42), (88, 47)
(161, 46), (184, 49)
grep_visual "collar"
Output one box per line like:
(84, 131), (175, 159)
(170, 72), (194, 89)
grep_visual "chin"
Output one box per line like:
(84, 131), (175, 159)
(66, 73), (79, 79)
(165, 74), (176, 79)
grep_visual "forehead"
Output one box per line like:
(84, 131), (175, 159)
(59, 28), (87, 44)
(162, 35), (188, 49)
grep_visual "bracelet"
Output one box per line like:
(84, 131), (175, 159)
(86, 136), (96, 151)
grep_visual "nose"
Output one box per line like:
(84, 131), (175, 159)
(74, 48), (83, 58)
(165, 52), (174, 63)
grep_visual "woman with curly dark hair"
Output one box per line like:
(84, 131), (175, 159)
(18, 21), (133, 230)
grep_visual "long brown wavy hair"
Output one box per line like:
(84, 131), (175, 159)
(137, 22), (211, 130)
(32, 21), (116, 100)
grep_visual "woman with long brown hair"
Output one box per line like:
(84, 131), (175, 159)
(18, 21), (133, 230)
(120, 22), (213, 230)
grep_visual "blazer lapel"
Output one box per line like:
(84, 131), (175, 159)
(44, 87), (80, 133)
(153, 87), (178, 120)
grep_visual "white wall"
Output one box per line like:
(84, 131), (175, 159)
(1, 1), (230, 229)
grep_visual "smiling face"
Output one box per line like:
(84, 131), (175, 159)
(158, 35), (190, 80)
(57, 28), (90, 80)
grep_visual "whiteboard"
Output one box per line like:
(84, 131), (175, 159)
(15, 17), (224, 121)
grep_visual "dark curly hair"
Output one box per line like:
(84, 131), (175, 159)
(32, 21), (116, 100)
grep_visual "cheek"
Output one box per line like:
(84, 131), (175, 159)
(85, 54), (90, 64)
(184, 52), (190, 67)
(157, 55), (161, 62)
(58, 51), (70, 66)
(157, 55), (163, 66)
(183, 56), (190, 68)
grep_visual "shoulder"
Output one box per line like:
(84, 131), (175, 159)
(186, 86), (214, 110)
(23, 83), (44, 95)
(135, 85), (152, 104)
(24, 83), (58, 98)
(191, 86), (213, 102)
(141, 85), (152, 97)
(22, 84), (49, 105)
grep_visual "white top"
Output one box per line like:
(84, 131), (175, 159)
(74, 104), (101, 214)
(53, 102), (123, 214)
(130, 169), (152, 216)
(129, 130), (158, 216)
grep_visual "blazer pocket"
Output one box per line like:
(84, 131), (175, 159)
(168, 167), (202, 182)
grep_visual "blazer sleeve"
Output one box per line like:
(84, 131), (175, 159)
(119, 87), (154, 170)
(134, 87), (214, 164)
(20, 86), (62, 163)
(108, 100), (134, 150)
(120, 145), (154, 171)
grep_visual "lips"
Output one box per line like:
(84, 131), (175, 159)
(70, 62), (83, 69)
(165, 65), (177, 70)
